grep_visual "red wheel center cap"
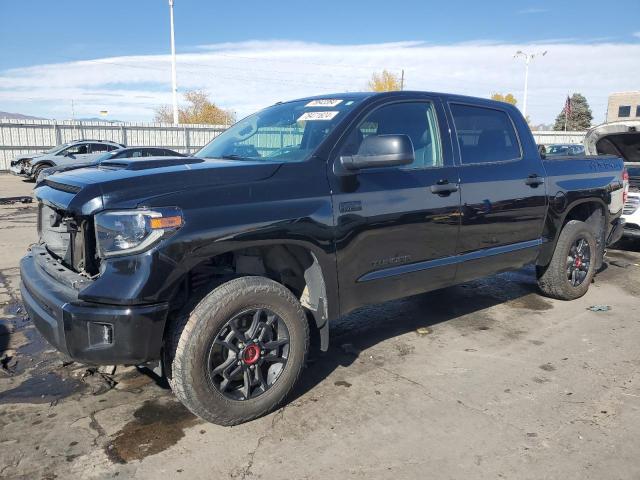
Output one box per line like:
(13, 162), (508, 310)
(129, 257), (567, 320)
(242, 344), (261, 365)
(575, 257), (582, 268)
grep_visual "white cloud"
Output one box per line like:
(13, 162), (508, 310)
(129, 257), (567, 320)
(0, 40), (638, 124)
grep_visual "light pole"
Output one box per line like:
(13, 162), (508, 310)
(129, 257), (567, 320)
(169, 0), (179, 125)
(513, 50), (547, 119)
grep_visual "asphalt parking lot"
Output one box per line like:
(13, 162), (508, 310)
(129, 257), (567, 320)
(1, 173), (639, 480)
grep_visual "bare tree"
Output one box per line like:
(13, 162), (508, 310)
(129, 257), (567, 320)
(154, 90), (236, 125)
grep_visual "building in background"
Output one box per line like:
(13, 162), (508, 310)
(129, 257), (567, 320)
(607, 91), (640, 122)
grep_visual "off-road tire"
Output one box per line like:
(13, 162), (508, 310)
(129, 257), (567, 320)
(537, 220), (597, 300)
(166, 276), (309, 425)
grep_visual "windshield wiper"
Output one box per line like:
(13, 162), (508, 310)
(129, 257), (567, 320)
(219, 154), (247, 160)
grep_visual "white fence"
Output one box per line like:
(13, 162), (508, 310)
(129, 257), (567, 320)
(0, 119), (227, 170)
(0, 118), (587, 171)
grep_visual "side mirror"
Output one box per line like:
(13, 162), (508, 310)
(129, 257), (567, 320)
(340, 134), (414, 171)
(537, 144), (547, 159)
(64, 151), (75, 158)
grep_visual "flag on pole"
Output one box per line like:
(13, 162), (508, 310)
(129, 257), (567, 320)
(564, 95), (572, 117)
(563, 95), (572, 131)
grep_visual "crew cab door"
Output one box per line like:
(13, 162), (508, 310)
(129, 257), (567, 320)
(329, 98), (461, 315)
(448, 102), (548, 282)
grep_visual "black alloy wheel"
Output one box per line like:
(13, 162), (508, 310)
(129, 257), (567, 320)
(566, 237), (591, 287)
(207, 308), (290, 401)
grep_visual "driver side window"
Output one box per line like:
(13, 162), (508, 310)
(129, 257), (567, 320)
(341, 102), (442, 169)
(61, 144), (89, 155)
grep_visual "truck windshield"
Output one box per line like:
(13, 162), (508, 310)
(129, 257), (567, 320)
(196, 98), (362, 163)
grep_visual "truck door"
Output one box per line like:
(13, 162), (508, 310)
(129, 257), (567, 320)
(329, 98), (461, 315)
(448, 102), (547, 282)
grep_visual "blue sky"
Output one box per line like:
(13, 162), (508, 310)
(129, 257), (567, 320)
(1, 0), (638, 123)
(2, 0), (638, 69)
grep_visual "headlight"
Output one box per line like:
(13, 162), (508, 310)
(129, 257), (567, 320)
(94, 207), (183, 258)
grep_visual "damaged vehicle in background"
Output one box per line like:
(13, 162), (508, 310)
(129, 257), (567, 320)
(10, 139), (124, 181)
(585, 121), (640, 240)
(36, 147), (186, 183)
(20, 91), (626, 425)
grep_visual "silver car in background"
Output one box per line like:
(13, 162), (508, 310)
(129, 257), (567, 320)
(10, 139), (124, 180)
(36, 146), (186, 183)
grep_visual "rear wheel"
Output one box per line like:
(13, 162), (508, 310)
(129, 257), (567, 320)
(166, 276), (309, 425)
(537, 220), (597, 300)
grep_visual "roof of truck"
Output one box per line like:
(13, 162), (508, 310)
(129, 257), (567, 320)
(277, 91), (518, 110)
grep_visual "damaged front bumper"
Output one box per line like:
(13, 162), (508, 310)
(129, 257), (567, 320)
(20, 245), (169, 365)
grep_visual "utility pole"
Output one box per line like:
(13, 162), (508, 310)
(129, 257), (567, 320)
(513, 50), (547, 120)
(400, 69), (404, 91)
(169, 0), (179, 125)
(71, 99), (77, 138)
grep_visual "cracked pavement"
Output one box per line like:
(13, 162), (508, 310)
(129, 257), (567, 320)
(1, 173), (640, 479)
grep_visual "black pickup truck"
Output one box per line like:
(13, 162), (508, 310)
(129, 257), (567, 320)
(20, 91), (626, 425)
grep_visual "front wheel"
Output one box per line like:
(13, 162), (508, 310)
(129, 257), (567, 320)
(166, 276), (309, 425)
(537, 220), (598, 300)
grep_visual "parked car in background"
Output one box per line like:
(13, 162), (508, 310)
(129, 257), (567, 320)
(36, 147), (185, 182)
(545, 144), (585, 157)
(584, 120), (640, 240)
(621, 162), (640, 239)
(11, 139), (124, 180)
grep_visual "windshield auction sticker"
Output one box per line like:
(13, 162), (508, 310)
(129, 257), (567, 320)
(297, 111), (340, 121)
(305, 99), (343, 107)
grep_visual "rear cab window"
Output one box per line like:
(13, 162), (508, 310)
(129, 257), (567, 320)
(450, 103), (521, 164)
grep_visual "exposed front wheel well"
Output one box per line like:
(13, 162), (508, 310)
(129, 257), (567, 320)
(167, 244), (330, 351)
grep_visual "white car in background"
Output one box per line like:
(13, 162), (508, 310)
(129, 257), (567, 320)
(621, 162), (640, 239)
(584, 121), (640, 240)
(10, 139), (124, 180)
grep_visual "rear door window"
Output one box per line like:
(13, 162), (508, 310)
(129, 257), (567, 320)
(450, 103), (521, 164)
(89, 143), (111, 153)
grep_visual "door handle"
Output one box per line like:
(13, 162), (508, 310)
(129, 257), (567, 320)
(430, 180), (459, 196)
(525, 174), (545, 187)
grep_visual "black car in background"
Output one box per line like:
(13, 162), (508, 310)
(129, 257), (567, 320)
(545, 144), (585, 157)
(36, 147), (186, 182)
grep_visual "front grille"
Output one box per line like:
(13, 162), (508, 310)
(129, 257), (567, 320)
(39, 204), (72, 264)
(37, 203), (98, 275)
(623, 196), (640, 215)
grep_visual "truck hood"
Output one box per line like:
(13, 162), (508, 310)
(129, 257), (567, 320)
(36, 156), (282, 214)
(584, 121), (640, 162)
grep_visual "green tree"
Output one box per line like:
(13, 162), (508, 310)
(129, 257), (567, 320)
(154, 90), (235, 125)
(490, 93), (518, 105)
(553, 93), (593, 131)
(368, 70), (402, 92)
